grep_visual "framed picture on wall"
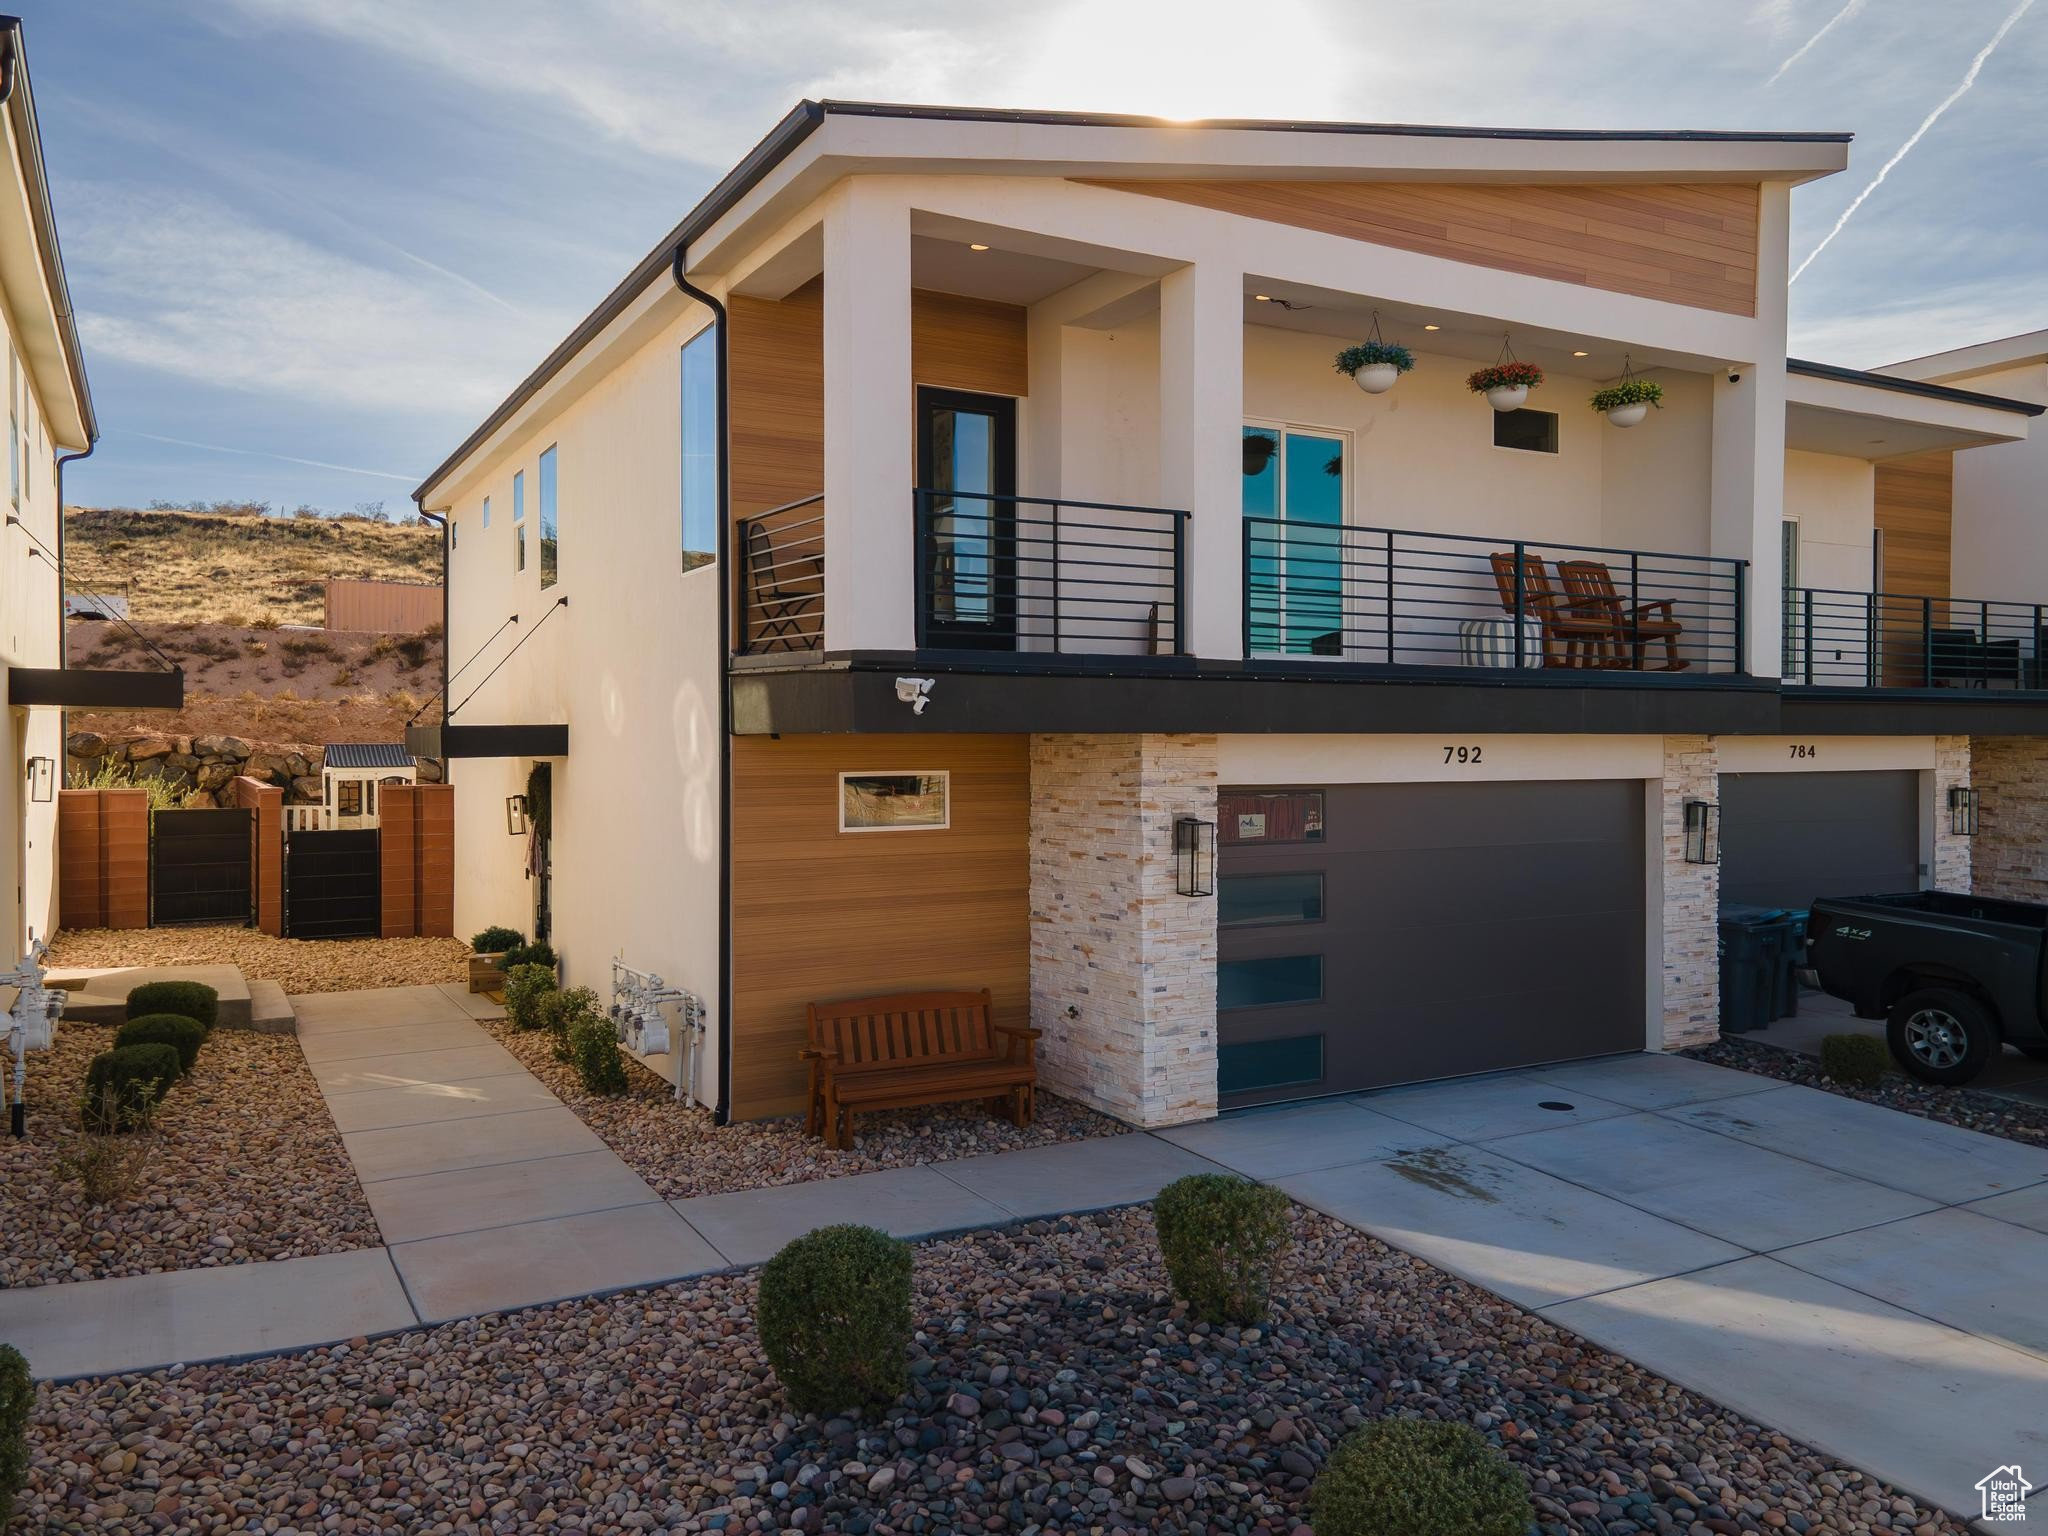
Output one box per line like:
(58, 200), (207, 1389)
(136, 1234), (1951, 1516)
(840, 771), (950, 832)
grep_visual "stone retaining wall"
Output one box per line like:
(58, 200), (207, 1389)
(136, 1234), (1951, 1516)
(67, 730), (442, 806)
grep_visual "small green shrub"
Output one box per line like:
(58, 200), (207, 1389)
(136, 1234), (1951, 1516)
(0, 1343), (32, 1525)
(470, 925), (523, 954)
(125, 980), (219, 1030)
(500, 941), (557, 972)
(114, 1014), (208, 1075)
(1153, 1173), (1292, 1326)
(81, 1043), (180, 1132)
(503, 963), (557, 1031)
(758, 1225), (913, 1415)
(567, 1014), (629, 1095)
(1310, 1419), (1532, 1536)
(1822, 1032), (1891, 1086)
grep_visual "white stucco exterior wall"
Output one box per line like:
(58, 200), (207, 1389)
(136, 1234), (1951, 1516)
(1938, 360), (2048, 605)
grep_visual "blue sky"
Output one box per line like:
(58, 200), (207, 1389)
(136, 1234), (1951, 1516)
(17, 0), (2047, 516)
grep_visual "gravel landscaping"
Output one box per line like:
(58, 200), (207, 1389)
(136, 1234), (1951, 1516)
(19, 1205), (1969, 1535)
(48, 926), (469, 996)
(0, 1023), (379, 1288)
(1691, 1035), (2048, 1146)
(482, 1020), (1132, 1201)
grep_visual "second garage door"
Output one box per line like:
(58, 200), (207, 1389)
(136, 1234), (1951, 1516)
(1718, 770), (1923, 914)
(1217, 780), (1646, 1107)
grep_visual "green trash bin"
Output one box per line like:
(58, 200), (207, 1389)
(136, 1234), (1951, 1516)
(1717, 917), (1775, 1034)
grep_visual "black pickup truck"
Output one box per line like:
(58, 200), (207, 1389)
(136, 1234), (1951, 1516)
(1807, 890), (2048, 1085)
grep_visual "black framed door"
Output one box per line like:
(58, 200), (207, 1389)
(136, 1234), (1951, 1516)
(917, 387), (1018, 650)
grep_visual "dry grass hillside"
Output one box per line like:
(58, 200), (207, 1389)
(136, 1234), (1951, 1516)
(64, 505), (440, 624)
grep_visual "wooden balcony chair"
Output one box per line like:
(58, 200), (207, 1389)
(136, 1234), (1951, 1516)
(744, 520), (820, 652)
(1487, 550), (1621, 669)
(1556, 560), (1688, 672)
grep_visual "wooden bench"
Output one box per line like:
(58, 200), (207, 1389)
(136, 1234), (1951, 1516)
(801, 988), (1039, 1149)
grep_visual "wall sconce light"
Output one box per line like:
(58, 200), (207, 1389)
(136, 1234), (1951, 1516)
(1683, 799), (1719, 864)
(505, 793), (530, 837)
(1174, 816), (1216, 897)
(26, 756), (55, 803)
(1948, 785), (1980, 837)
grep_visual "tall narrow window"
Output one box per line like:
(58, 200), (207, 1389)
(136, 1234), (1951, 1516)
(515, 522), (526, 573)
(1242, 424), (1344, 656)
(482, 495), (491, 529)
(538, 445), (558, 588)
(681, 325), (718, 571)
(513, 469), (525, 521)
(8, 347), (18, 510)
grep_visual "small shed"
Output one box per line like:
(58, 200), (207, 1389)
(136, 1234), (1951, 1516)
(321, 743), (416, 829)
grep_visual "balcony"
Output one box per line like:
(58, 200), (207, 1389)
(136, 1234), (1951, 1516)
(1242, 519), (1748, 677)
(1785, 589), (2048, 692)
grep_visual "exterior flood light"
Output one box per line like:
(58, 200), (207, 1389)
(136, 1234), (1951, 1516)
(1174, 816), (1216, 897)
(1949, 785), (1980, 837)
(1683, 799), (1719, 865)
(505, 794), (530, 837)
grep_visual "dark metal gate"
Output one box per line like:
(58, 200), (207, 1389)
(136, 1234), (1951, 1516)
(150, 808), (252, 926)
(285, 829), (381, 939)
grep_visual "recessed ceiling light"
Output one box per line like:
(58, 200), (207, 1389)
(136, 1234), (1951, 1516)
(1423, 324), (1440, 331)
(1573, 350), (1590, 357)
(968, 243), (990, 251)
(1254, 294), (1272, 302)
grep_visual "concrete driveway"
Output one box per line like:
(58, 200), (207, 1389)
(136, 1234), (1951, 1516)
(1161, 1053), (2048, 1527)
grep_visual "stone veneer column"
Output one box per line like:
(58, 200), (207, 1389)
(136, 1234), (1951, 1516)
(1970, 736), (2048, 901)
(1029, 734), (1218, 1127)
(1932, 734), (1972, 893)
(1660, 735), (1720, 1050)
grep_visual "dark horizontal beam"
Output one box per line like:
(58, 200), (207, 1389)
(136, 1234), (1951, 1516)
(9, 667), (183, 710)
(406, 722), (568, 759)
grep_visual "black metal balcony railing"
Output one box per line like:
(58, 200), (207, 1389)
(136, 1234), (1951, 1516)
(913, 490), (1189, 655)
(735, 494), (824, 655)
(1242, 518), (1747, 674)
(1785, 588), (2048, 690)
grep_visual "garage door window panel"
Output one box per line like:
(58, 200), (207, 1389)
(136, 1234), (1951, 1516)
(1218, 1035), (1325, 1095)
(1219, 953), (1323, 1010)
(1219, 872), (1325, 928)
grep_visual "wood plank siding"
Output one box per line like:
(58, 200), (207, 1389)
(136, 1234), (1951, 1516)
(728, 733), (1031, 1121)
(728, 279), (825, 522)
(1874, 449), (1953, 601)
(1077, 179), (1761, 316)
(912, 290), (1028, 397)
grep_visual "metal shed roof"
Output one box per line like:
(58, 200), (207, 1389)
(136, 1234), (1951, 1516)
(323, 743), (415, 770)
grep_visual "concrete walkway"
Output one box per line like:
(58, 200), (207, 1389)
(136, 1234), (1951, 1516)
(0, 985), (1218, 1381)
(1160, 1053), (2048, 1525)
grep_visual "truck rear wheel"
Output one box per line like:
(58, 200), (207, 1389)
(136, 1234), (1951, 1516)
(1886, 988), (1995, 1086)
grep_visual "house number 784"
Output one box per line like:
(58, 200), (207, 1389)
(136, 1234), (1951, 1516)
(1443, 746), (1483, 765)
(1788, 743), (1817, 759)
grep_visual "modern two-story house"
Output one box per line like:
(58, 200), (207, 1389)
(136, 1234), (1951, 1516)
(410, 101), (2041, 1129)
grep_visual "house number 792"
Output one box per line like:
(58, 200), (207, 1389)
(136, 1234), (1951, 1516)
(1443, 746), (1483, 765)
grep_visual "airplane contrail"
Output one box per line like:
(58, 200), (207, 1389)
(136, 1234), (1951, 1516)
(1768, 0), (1868, 86)
(128, 431), (421, 485)
(1791, 0), (2036, 283)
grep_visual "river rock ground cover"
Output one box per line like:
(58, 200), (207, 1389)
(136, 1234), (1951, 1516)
(483, 1018), (1131, 1201)
(48, 926), (468, 996)
(0, 1022), (378, 1288)
(21, 1207), (1967, 1535)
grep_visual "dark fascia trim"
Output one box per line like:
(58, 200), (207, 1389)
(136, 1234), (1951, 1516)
(414, 101), (826, 504)
(9, 666), (182, 711)
(0, 19), (97, 444)
(821, 99), (1855, 144)
(405, 722), (569, 760)
(1787, 357), (2045, 417)
(1781, 689), (2048, 736)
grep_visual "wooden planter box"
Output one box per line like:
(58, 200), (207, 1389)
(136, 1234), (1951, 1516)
(468, 951), (507, 994)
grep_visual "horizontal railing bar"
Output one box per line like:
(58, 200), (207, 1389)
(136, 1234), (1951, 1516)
(744, 494), (824, 521)
(1242, 516), (1748, 571)
(917, 488), (1189, 520)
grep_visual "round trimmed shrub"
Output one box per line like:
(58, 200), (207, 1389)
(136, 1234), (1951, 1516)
(0, 1342), (31, 1526)
(500, 941), (557, 973)
(1310, 1419), (1532, 1536)
(566, 1013), (629, 1096)
(1822, 1032), (1891, 1087)
(1153, 1173), (1292, 1326)
(471, 925), (523, 954)
(758, 1225), (914, 1416)
(114, 1014), (208, 1075)
(125, 980), (218, 1030)
(81, 1042), (181, 1131)
(503, 963), (558, 1031)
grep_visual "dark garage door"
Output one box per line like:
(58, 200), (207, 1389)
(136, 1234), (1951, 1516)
(1216, 780), (1646, 1107)
(1719, 770), (1922, 914)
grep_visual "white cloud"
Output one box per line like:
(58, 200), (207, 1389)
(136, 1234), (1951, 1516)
(66, 184), (562, 417)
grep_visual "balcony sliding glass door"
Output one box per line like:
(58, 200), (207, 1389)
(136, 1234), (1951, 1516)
(919, 387), (1017, 650)
(1243, 424), (1345, 656)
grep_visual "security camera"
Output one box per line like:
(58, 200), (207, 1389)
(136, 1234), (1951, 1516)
(1726, 368), (1743, 384)
(894, 676), (935, 715)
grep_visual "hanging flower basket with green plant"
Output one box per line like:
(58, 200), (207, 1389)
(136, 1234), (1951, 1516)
(1333, 313), (1417, 395)
(1590, 367), (1664, 428)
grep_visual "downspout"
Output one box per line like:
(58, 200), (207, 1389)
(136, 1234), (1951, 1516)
(54, 444), (92, 668)
(670, 242), (734, 1126)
